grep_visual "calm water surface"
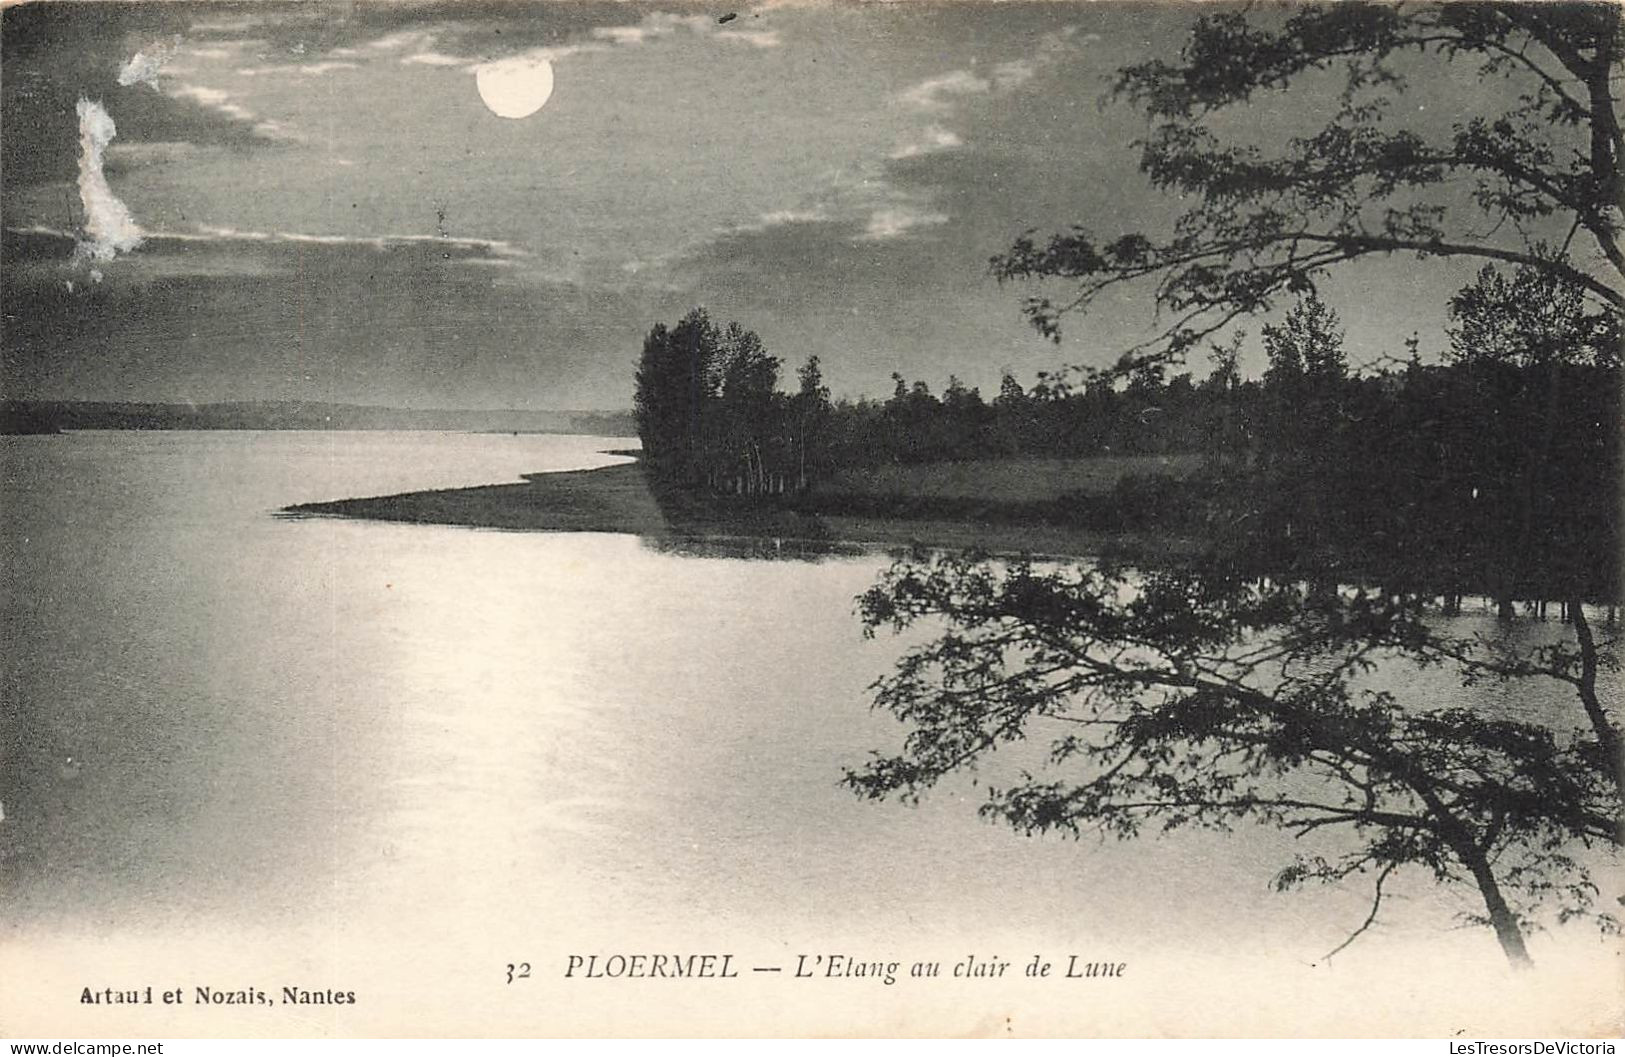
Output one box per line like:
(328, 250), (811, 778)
(1, 431), (1615, 1034)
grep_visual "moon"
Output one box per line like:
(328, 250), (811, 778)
(475, 57), (554, 119)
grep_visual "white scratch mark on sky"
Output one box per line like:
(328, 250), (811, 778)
(74, 99), (144, 263)
(117, 37), (180, 89)
(117, 52), (165, 89)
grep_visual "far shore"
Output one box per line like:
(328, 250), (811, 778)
(283, 452), (1199, 562)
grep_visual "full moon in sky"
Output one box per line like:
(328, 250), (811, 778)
(475, 57), (554, 119)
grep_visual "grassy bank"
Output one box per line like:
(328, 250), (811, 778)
(821, 453), (1202, 503)
(285, 454), (1200, 561)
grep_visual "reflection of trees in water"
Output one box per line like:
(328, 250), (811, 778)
(637, 534), (868, 563)
(848, 552), (1620, 968)
(1452, 616), (1625, 728)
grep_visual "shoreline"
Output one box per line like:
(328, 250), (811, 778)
(283, 455), (1196, 562)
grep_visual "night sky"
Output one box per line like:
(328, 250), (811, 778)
(0, 1), (1564, 409)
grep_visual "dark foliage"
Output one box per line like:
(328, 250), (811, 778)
(989, 2), (1624, 376)
(847, 549), (1621, 967)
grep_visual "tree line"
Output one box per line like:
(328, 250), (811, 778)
(632, 265), (1618, 610)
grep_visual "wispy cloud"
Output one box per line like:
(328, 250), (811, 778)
(170, 83), (256, 122)
(236, 61), (361, 78)
(886, 27), (1090, 173)
(105, 141), (205, 164)
(715, 207), (830, 238)
(861, 205), (949, 241)
(187, 14), (270, 35)
(167, 82), (295, 140)
(183, 45), (244, 61)
(364, 30), (429, 53)
(990, 58), (1036, 91)
(398, 33), (610, 73)
(898, 69), (991, 112)
(716, 29), (782, 48)
(401, 51), (466, 68)
(897, 25), (1088, 113)
(890, 124), (963, 160)
(591, 24), (653, 46)
(759, 208), (826, 226)
(73, 100), (144, 265)
(395, 10), (779, 76)
(590, 12), (711, 46)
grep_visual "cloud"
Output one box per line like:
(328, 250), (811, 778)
(590, 13), (710, 46)
(187, 14), (271, 36)
(713, 151), (957, 249)
(898, 26), (1089, 116)
(759, 209), (827, 226)
(401, 51), (466, 67)
(861, 206), (949, 241)
(73, 100), (144, 263)
(184, 45), (246, 61)
(591, 25), (653, 46)
(990, 58), (1036, 91)
(898, 70), (991, 112)
(170, 83), (256, 121)
(396, 34), (609, 74)
(363, 30), (429, 52)
(167, 82), (296, 140)
(435, 10), (767, 76)
(236, 61), (360, 77)
(715, 29), (781, 48)
(880, 24), (1092, 222)
(713, 208), (831, 238)
(3, 224), (633, 408)
(890, 124), (963, 160)
(105, 141), (204, 164)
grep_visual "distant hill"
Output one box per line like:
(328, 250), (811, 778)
(0, 400), (637, 437)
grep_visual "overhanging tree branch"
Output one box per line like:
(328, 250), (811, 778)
(997, 1), (1625, 371)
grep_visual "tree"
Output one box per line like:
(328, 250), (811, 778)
(633, 322), (680, 462)
(793, 355), (832, 490)
(1445, 263), (1623, 621)
(1264, 292), (1347, 384)
(991, 3), (1624, 373)
(1204, 332), (1244, 394)
(1448, 262), (1621, 370)
(847, 551), (1621, 968)
(996, 370), (1028, 410)
(1200, 331), (1249, 469)
(716, 322), (782, 494)
(632, 308), (724, 479)
(990, 370), (1035, 455)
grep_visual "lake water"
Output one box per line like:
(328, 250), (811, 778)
(1, 431), (1617, 1036)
